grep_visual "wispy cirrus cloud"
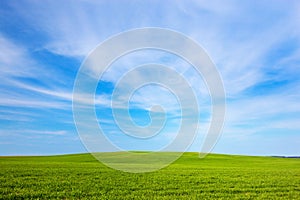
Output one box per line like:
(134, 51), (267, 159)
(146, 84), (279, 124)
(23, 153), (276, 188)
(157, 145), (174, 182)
(0, 34), (35, 78)
(0, 0), (299, 155)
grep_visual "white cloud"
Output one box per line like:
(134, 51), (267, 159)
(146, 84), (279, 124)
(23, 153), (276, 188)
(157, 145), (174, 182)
(0, 98), (69, 109)
(0, 129), (68, 137)
(1, 0), (300, 155)
(0, 34), (36, 78)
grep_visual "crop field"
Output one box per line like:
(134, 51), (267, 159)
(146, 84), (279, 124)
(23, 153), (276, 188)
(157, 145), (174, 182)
(0, 152), (299, 199)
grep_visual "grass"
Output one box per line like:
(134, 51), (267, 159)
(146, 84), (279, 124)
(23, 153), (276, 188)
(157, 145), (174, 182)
(0, 152), (299, 199)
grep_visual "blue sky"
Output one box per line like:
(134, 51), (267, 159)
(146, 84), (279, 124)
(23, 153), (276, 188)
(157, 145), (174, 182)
(0, 0), (299, 156)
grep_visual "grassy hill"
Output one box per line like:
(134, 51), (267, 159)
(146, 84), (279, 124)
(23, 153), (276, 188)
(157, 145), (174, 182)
(0, 152), (299, 199)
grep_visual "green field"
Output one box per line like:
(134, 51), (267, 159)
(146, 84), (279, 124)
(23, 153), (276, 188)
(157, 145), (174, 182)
(0, 152), (299, 199)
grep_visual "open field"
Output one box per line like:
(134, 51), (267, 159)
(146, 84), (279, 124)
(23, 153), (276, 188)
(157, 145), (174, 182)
(0, 152), (299, 199)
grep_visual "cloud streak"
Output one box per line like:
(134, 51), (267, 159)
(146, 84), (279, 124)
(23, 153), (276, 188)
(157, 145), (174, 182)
(0, 0), (299, 155)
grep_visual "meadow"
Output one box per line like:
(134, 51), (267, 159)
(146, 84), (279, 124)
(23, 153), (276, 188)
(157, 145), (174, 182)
(0, 152), (299, 199)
